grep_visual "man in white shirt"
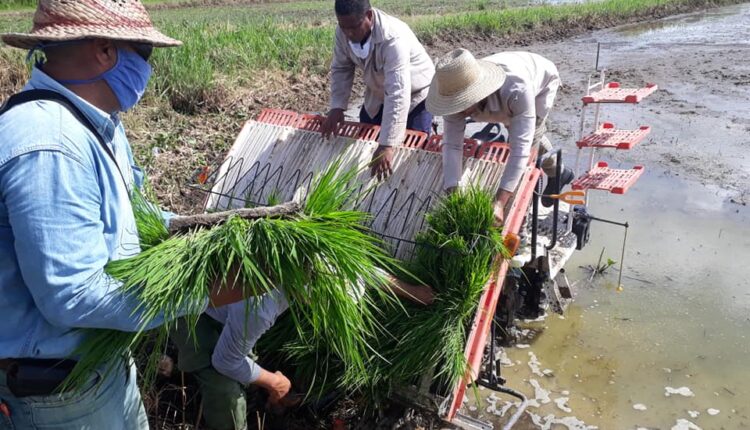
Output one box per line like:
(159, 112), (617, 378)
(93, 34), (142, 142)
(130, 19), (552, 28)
(321, 0), (435, 180)
(172, 273), (433, 430)
(427, 49), (575, 223)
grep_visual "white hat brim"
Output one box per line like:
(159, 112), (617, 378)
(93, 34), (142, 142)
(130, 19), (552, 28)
(426, 60), (506, 117)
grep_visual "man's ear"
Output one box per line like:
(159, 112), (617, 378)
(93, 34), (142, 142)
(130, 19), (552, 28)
(365, 9), (374, 23)
(92, 39), (118, 72)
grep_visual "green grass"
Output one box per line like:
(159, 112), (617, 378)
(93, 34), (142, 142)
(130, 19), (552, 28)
(2, 0), (736, 111)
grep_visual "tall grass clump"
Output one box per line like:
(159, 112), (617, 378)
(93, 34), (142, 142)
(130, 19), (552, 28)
(149, 17), (332, 111)
(65, 161), (399, 390)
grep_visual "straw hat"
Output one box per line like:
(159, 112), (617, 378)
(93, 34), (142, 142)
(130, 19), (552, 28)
(1, 0), (181, 50)
(426, 49), (506, 116)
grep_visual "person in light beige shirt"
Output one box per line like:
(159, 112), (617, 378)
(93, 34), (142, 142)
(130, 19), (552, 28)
(321, 0), (435, 180)
(427, 49), (575, 224)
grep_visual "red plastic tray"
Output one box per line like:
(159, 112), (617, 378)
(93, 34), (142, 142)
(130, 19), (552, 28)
(576, 123), (651, 150)
(296, 113), (325, 132)
(337, 121), (381, 141)
(402, 130), (429, 149)
(572, 161), (644, 194)
(475, 141), (511, 164)
(256, 108), (299, 127)
(293, 115), (380, 141)
(582, 82), (658, 104)
(423, 134), (481, 157)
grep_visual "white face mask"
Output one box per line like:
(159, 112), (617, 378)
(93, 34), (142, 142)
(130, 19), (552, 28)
(349, 38), (372, 59)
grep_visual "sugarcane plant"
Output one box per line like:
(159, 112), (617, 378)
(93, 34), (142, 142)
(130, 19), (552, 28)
(63, 160), (400, 390)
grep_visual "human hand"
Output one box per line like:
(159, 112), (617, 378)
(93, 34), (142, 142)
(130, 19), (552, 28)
(407, 284), (435, 306)
(493, 190), (513, 227)
(388, 276), (435, 306)
(321, 108), (345, 140)
(257, 370), (292, 406)
(370, 145), (394, 180)
(493, 200), (505, 228)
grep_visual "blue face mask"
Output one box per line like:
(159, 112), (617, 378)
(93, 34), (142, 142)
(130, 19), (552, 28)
(57, 48), (152, 112)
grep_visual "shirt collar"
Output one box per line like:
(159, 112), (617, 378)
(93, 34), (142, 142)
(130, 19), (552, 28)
(25, 67), (118, 141)
(369, 8), (386, 45)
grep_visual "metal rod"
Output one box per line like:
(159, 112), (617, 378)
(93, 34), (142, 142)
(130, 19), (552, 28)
(530, 157), (543, 262)
(499, 386), (529, 430)
(595, 42), (601, 71)
(587, 215), (629, 228)
(617, 225), (629, 289)
(546, 150), (562, 250)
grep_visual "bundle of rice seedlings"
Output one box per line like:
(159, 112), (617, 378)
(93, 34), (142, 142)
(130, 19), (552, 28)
(64, 161), (398, 390)
(376, 186), (507, 391)
(258, 186), (508, 402)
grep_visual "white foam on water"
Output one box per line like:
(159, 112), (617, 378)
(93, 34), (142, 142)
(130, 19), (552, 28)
(528, 412), (598, 430)
(633, 403), (648, 411)
(555, 397), (572, 413)
(486, 400), (517, 417)
(530, 379), (552, 404)
(707, 408), (720, 416)
(517, 343), (531, 349)
(665, 386), (695, 397)
(671, 418), (702, 430)
(499, 349), (513, 366)
(688, 410), (700, 418)
(528, 352), (545, 377)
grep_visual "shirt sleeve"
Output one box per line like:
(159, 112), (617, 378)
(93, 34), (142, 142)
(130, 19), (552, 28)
(377, 37), (411, 147)
(330, 29), (356, 112)
(441, 113), (467, 189)
(499, 87), (535, 192)
(1, 150), (194, 331)
(211, 291), (289, 385)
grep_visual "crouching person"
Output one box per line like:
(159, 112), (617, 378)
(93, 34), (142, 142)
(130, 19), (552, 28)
(171, 272), (433, 430)
(172, 290), (291, 430)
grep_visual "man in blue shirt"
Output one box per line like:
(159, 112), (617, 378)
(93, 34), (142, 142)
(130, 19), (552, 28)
(0, 1), (247, 428)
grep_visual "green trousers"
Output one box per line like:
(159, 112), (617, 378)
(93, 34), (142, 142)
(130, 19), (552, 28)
(172, 315), (247, 430)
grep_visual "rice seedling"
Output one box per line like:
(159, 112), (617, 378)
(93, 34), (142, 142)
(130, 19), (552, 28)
(377, 186), (507, 390)
(64, 160), (399, 391)
(258, 186), (508, 403)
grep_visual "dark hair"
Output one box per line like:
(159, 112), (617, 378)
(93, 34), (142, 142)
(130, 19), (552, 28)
(334, 0), (371, 17)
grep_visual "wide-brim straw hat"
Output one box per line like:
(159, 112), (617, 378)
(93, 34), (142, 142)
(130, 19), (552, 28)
(427, 49), (506, 116)
(1, 0), (181, 50)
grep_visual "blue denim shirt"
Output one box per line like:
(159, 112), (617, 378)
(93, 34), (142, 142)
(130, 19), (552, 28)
(0, 68), (187, 359)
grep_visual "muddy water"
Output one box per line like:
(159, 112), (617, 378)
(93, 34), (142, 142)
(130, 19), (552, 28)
(464, 4), (750, 429)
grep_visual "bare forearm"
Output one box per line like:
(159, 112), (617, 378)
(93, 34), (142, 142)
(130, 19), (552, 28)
(383, 274), (434, 305)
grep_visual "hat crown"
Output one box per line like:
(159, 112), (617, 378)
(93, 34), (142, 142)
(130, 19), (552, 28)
(32, 0), (152, 33)
(434, 49), (483, 97)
